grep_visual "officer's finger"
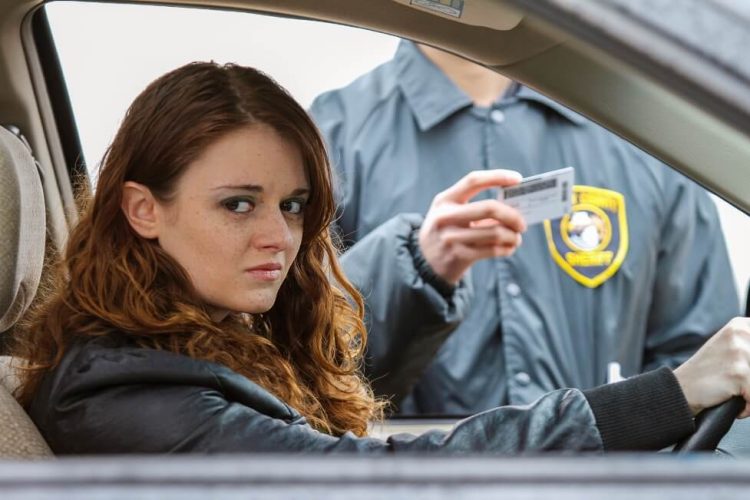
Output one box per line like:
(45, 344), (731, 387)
(433, 199), (526, 233)
(455, 241), (521, 262)
(436, 169), (522, 205)
(439, 225), (523, 249)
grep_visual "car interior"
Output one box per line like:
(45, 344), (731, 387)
(0, 125), (53, 458)
(1, 0), (749, 461)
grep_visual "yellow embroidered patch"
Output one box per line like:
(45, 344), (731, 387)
(543, 185), (628, 288)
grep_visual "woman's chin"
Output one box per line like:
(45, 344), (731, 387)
(206, 296), (277, 319)
(235, 297), (277, 315)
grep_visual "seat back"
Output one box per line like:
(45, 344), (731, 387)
(0, 126), (53, 458)
(0, 357), (52, 458)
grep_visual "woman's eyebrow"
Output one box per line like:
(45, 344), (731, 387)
(212, 184), (263, 192)
(212, 185), (309, 196)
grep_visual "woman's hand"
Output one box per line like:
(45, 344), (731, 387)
(674, 317), (750, 417)
(418, 170), (527, 285)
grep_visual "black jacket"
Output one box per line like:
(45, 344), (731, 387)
(28, 335), (694, 455)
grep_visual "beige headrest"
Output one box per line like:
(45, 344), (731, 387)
(0, 127), (46, 333)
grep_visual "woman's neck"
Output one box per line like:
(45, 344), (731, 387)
(208, 307), (230, 323)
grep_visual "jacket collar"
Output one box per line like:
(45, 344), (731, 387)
(395, 39), (585, 130)
(513, 84), (586, 125)
(395, 40), (473, 131)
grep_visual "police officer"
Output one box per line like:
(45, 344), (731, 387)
(310, 40), (739, 415)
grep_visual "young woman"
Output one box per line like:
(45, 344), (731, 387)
(13, 61), (750, 454)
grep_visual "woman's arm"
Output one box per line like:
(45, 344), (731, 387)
(30, 341), (696, 455)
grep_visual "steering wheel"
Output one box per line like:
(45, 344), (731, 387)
(673, 396), (745, 453)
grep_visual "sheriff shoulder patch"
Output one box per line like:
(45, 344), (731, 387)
(543, 185), (628, 288)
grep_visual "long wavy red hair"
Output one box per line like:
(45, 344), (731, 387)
(14, 62), (381, 436)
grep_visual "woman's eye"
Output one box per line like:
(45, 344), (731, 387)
(282, 199), (306, 215)
(223, 198), (254, 213)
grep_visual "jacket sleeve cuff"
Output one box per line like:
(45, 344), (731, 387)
(583, 367), (694, 451)
(407, 226), (456, 299)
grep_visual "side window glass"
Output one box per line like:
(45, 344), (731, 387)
(46, 0), (750, 423)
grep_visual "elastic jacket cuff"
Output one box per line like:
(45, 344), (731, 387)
(407, 226), (456, 299)
(583, 367), (694, 451)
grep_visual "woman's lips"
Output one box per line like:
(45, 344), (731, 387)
(245, 263), (282, 282)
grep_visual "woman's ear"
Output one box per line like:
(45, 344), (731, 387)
(121, 181), (160, 239)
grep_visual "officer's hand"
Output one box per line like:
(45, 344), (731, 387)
(419, 169), (527, 284)
(674, 317), (750, 417)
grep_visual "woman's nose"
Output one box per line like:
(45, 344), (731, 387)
(254, 208), (293, 251)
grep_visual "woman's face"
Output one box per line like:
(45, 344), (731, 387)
(155, 124), (309, 317)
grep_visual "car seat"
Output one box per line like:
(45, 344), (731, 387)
(0, 125), (54, 458)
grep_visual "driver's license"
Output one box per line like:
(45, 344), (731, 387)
(497, 167), (574, 226)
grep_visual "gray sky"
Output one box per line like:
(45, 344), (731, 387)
(48, 1), (398, 174)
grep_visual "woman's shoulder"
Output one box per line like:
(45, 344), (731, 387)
(28, 332), (303, 454)
(53, 333), (218, 388)
(30, 333), (299, 432)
